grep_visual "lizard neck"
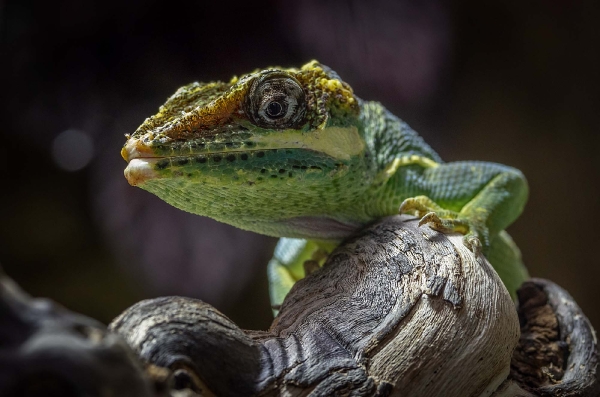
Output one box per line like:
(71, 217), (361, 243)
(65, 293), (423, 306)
(360, 101), (442, 171)
(356, 101), (443, 219)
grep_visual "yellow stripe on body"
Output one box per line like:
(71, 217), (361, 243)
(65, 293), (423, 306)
(375, 155), (440, 185)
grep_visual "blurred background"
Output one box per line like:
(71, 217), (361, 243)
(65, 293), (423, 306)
(0, 0), (598, 330)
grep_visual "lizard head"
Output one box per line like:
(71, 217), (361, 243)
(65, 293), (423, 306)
(122, 61), (374, 239)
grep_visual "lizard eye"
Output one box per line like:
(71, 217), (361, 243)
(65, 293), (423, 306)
(246, 74), (306, 129)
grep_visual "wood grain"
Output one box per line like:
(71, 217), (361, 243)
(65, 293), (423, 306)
(1, 215), (597, 396)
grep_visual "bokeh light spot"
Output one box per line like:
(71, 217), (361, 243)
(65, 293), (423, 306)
(52, 129), (94, 171)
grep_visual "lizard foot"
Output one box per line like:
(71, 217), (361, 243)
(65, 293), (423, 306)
(399, 196), (445, 218)
(400, 196), (487, 255)
(303, 260), (321, 276)
(419, 212), (483, 255)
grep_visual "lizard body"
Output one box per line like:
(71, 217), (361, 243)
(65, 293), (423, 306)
(122, 61), (528, 307)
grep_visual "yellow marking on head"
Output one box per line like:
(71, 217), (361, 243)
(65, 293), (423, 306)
(296, 61), (359, 122)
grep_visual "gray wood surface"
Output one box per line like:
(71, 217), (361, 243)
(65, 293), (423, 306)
(0, 215), (597, 396)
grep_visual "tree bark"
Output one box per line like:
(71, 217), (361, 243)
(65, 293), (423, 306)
(1, 215), (597, 396)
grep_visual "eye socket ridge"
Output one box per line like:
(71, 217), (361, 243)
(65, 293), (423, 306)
(246, 74), (306, 129)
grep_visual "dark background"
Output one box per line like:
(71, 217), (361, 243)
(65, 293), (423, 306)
(1, 0), (598, 330)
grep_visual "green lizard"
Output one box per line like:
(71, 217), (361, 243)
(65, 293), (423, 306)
(121, 60), (528, 309)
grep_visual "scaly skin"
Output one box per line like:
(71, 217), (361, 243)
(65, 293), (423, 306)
(121, 61), (529, 308)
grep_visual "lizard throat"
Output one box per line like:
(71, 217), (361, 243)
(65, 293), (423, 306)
(269, 216), (363, 240)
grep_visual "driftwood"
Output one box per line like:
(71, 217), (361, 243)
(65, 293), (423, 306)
(0, 215), (597, 396)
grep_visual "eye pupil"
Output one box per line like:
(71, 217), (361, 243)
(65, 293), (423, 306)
(266, 101), (284, 118)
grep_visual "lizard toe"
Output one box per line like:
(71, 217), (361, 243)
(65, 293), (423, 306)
(463, 234), (482, 255)
(418, 212), (455, 233)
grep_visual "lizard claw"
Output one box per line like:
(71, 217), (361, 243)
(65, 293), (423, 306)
(418, 212), (453, 232)
(463, 234), (482, 255)
(399, 196), (443, 218)
(398, 200), (409, 214)
(417, 212), (483, 255)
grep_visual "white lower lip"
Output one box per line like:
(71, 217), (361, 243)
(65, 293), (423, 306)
(124, 158), (159, 186)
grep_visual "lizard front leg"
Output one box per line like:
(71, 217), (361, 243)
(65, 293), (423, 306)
(399, 161), (528, 254)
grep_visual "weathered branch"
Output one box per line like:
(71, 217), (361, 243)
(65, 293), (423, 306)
(1, 216), (597, 396)
(107, 216), (524, 396)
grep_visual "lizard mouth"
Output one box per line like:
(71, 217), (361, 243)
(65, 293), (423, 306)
(121, 138), (163, 186)
(123, 147), (328, 187)
(122, 137), (320, 187)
